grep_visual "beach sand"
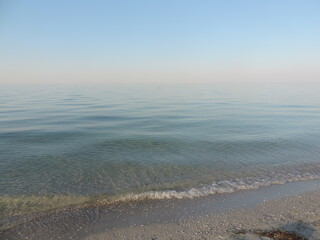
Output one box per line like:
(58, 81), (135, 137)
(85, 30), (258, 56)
(85, 190), (320, 240)
(1, 180), (320, 240)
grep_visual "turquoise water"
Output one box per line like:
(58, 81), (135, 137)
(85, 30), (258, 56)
(1, 83), (320, 216)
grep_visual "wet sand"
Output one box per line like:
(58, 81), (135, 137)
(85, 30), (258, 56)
(1, 179), (320, 240)
(84, 184), (320, 240)
(86, 191), (320, 240)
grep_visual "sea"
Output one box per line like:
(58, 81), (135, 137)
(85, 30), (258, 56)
(1, 83), (320, 219)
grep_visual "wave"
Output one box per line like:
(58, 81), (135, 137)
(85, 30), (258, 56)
(108, 171), (320, 203)
(1, 171), (320, 221)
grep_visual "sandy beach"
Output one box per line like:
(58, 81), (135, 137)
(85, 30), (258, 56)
(84, 185), (320, 240)
(84, 193), (320, 239)
(1, 179), (320, 240)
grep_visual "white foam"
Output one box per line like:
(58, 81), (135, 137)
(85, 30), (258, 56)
(108, 171), (320, 203)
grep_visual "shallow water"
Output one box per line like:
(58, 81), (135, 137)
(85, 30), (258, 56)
(1, 83), (320, 217)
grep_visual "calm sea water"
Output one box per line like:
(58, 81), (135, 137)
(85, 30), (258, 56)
(1, 83), (320, 217)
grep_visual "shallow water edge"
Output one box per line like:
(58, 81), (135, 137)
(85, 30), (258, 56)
(1, 178), (320, 240)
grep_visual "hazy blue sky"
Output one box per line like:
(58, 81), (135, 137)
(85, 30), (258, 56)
(1, 0), (320, 84)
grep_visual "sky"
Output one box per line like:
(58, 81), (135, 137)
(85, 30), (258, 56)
(1, 0), (320, 84)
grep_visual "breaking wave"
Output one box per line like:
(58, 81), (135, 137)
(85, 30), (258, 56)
(1, 170), (320, 221)
(110, 171), (320, 202)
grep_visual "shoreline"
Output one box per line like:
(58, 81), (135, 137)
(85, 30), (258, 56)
(86, 189), (320, 240)
(1, 179), (320, 239)
(2, 169), (320, 222)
